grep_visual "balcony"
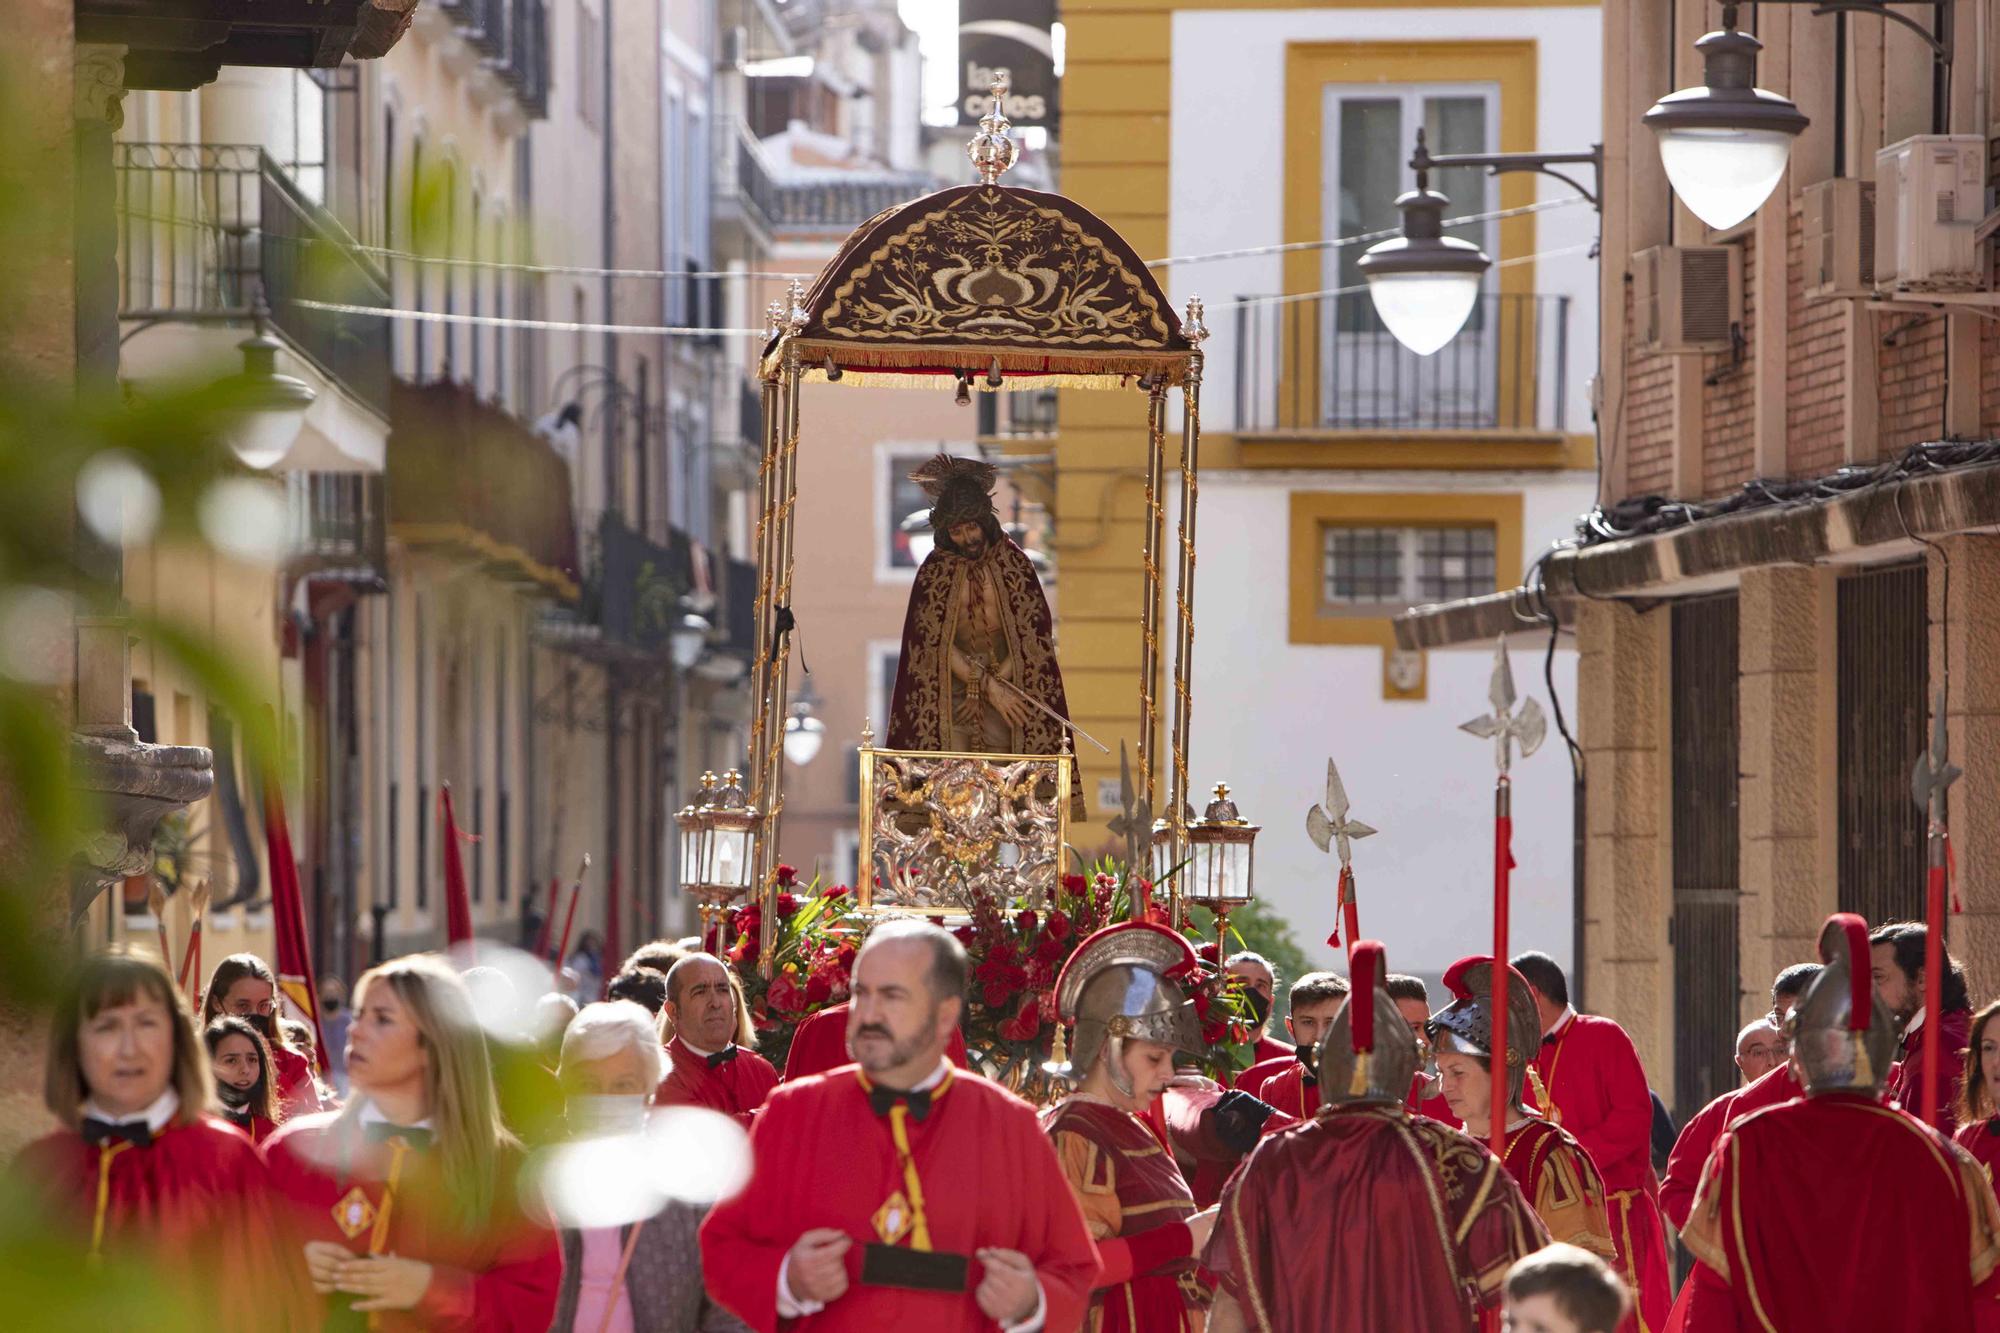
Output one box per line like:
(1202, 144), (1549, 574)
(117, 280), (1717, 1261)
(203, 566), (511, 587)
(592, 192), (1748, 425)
(582, 513), (695, 659)
(771, 176), (932, 234)
(286, 473), (388, 588)
(116, 143), (392, 418)
(713, 119), (779, 244)
(431, 0), (551, 120)
(710, 376), (765, 491)
(977, 387), (1059, 440)
(386, 378), (579, 598)
(1232, 291), (1571, 436)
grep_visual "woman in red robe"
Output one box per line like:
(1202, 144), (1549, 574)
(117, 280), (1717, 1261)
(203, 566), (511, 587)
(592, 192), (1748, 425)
(1044, 921), (1217, 1332)
(205, 1014), (281, 1143)
(1954, 1000), (2000, 1185)
(264, 954), (561, 1332)
(11, 948), (310, 1330)
(203, 951), (326, 1117)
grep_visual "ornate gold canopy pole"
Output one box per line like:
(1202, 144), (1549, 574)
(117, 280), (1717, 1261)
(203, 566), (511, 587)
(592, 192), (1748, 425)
(751, 286), (809, 975)
(1137, 381), (1169, 814)
(745, 299), (785, 896)
(1165, 300), (1209, 927)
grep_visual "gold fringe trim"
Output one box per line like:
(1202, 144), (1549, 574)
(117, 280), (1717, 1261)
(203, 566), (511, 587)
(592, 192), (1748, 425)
(760, 340), (1195, 389)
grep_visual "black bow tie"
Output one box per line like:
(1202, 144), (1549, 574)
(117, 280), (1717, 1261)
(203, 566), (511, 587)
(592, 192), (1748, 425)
(81, 1117), (152, 1150)
(707, 1045), (739, 1069)
(1541, 1032), (1558, 1047)
(363, 1122), (434, 1152)
(868, 1084), (934, 1123)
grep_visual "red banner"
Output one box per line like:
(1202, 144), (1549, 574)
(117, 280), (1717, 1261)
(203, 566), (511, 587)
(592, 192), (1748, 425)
(264, 784), (329, 1074)
(440, 786), (477, 957)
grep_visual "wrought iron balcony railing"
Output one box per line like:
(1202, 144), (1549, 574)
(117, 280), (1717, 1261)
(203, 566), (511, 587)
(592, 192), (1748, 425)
(286, 473), (388, 586)
(116, 142), (392, 417)
(1232, 290), (1571, 435)
(771, 176), (932, 231)
(713, 119), (778, 238)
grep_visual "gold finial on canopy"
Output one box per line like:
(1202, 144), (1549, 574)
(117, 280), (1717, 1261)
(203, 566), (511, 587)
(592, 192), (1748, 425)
(785, 278), (810, 333)
(765, 299), (785, 339)
(966, 73), (1020, 186)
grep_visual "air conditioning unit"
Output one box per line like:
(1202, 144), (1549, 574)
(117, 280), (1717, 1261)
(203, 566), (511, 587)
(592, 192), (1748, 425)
(1874, 134), (1986, 293)
(1631, 245), (1740, 354)
(1802, 177), (1876, 300)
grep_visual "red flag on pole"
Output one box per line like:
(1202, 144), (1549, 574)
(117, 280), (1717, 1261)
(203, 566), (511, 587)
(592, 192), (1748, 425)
(264, 783), (330, 1075)
(440, 785), (477, 956)
(604, 854), (623, 983)
(532, 875), (559, 959)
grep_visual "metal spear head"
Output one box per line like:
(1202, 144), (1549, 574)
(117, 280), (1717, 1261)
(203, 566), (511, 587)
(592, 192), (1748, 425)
(1306, 758), (1376, 869)
(1911, 688), (1963, 814)
(1459, 637), (1546, 774)
(1106, 742), (1153, 876)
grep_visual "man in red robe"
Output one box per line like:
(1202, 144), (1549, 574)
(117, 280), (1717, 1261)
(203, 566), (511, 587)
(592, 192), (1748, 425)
(886, 454), (1083, 818)
(1514, 951), (1668, 1333)
(784, 1000), (969, 1081)
(1658, 963), (1818, 1231)
(1204, 941), (1547, 1332)
(1245, 971), (1346, 1123)
(656, 953), (778, 1124)
(1681, 913), (2000, 1332)
(1873, 920), (1975, 1133)
(701, 920), (1101, 1331)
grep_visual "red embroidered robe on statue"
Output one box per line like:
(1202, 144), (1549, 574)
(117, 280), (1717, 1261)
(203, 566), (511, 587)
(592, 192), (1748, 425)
(783, 1002), (968, 1082)
(1532, 1013), (1668, 1333)
(1044, 1098), (1202, 1333)
(12, 1114), (313, 1330)
(1680, 1092), (2000, 1333)
(700, 1067), (1102, 1332)
(1659, 1065), (1800, 1231)
(1205, 1103), (1547, 1332)
(1892, 1006), (1974, 1134)
(264, 1111), (562, 1332)
(656, 1035), (779, 1124)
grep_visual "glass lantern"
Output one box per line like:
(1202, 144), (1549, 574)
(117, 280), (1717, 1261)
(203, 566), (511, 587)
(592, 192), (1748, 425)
(676, 771), (719, 903)
(1183, 784), (1259, 915)
(677, 769), (760, 907)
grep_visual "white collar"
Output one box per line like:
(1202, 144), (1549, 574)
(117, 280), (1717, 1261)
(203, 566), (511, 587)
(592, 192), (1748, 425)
(357, 1097), (434, 1132)
(83, 1087), (179, 1133)
(876, 1059), (952, 1095)
(1547, 1005), (1578, 1039)
(1906, 1006), (1928, 1039)
(678, 1035), (723, 1061)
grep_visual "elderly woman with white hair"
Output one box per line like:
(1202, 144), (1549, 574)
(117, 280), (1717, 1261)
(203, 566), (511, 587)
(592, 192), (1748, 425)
(548, 1001), (747, 1333)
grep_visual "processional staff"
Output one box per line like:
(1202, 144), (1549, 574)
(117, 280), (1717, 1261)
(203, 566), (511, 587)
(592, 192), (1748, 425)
(1458, 637), (1545, 1156)
(1911, 689), (1961, 1128)
(1306, 758), (1375, 957)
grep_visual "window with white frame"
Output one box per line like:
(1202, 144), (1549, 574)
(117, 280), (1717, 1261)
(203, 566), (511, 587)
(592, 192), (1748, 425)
(1320, 524), (1497, 610)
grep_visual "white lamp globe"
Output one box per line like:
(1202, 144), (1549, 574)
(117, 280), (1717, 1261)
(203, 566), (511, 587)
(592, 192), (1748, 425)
(1357, 185), (1492, 357)
(782, 711), (825, 767)
(1644, 23), (1807, 232)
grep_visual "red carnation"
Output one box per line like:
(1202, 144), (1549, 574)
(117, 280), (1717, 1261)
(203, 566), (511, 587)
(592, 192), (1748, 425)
(821, 882), (849, 900)
(836, 942), (858, 969)
(952, 925), (977, 946)
(776, 863), (798, 888)
(1062, 874), (1087, 897)
(982, 979), (1018, 1008)
(1197, 942), (1220, 964)
(776, 893), (800, 918)
(1013, 908), (1038, 933)
(1192, 989), (1213, 1018)
(1026, 959), (1055, 991)
(1202, 1020), (1227, 1047)
(1045, 908), (1072, 942)
(989, 941), (1018, 967)
(727, 938), (752, 965)
(1033, 934), (1065, 966)
(805, 972), (833, 1005)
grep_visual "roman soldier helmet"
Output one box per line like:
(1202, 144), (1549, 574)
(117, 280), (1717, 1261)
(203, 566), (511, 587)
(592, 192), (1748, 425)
(911, 453), (1000, 535)
(1791, 912), (1897, 1096)
(1426, 955), (1542, 1110)
(1319, 940), (1419, 1106)
(1053, 920), (1201, 1097)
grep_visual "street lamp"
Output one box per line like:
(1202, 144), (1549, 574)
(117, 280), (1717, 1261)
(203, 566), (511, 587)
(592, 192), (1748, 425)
(676, 769), (760, 907)
(783, 676), (825, 767)
(218, 304), (315, 469)
(1644, 6), (1809, 232)
(1360, 130), (1603, 356)
(670, 609), (711, 670)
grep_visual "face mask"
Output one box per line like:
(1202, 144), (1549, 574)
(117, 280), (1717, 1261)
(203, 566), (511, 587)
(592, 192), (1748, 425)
(217, 1082), (254, 1109)
(1296, 1041), (1318, 1085)
(242, 1012), (275, 1039)
(1242, 988), (1272, 1027)
(567, 1093), (650, 1138)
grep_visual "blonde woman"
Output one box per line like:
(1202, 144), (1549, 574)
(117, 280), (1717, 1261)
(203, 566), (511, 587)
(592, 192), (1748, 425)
(12, 949), (308, 1329)
(264, 954), (561, 1331)
(202, 951), (325, 1117)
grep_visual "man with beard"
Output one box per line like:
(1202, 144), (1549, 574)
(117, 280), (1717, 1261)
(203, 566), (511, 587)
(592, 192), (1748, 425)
(654, 953), (778, 1125)
(701, 920), (1100, 1331)
(886, 454), (1084, 818)
(1872, 920), (1975, 1133)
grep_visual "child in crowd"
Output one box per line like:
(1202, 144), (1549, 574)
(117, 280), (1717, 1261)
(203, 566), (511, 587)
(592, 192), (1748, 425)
(1503, 1243), (1631, 1333)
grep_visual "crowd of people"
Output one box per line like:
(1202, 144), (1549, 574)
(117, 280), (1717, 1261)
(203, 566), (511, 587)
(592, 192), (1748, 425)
(15, 906), (2000, 1331)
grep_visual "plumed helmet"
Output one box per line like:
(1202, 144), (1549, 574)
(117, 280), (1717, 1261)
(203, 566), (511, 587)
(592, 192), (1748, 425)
(1054, 921), (1201, 1097)
(1319, 940), (1419, 1106)
(911, 453), (999, 534)
(1426, 955), (1542, 1109)
(1791, 912), (1897, 1096)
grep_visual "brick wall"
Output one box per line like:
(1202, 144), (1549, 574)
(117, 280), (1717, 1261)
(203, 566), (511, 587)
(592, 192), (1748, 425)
(1984, 305), (2000, 436)
(1624, 283), (1677, 496)
(1785, 204), (1846, 478)
(1878, 313), (1947, 455)
(1702, 232), (1756, 494)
